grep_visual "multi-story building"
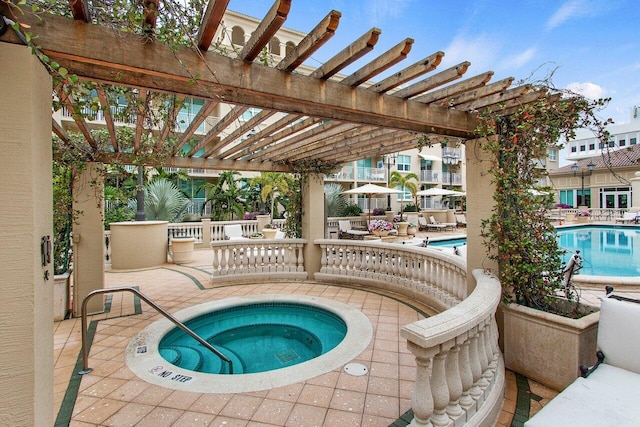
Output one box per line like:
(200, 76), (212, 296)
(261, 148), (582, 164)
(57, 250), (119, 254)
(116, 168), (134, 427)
(548, 107), (640, 209)
(564, 106), (640, 161)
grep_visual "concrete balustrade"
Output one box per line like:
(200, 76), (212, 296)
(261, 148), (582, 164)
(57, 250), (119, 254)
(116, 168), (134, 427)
(210, 238), (307, 284)
(313, 239), (503, 427)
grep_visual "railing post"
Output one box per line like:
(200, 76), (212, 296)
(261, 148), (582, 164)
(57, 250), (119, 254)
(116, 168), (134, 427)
(408, 342), (439, 427)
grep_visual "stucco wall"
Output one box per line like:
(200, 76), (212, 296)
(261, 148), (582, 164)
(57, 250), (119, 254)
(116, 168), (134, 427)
(0, 43), (53, 427)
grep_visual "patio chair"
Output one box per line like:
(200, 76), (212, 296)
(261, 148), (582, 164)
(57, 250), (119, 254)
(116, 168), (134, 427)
(224, 224), (248, 240)
(455, 213), (467, 227)
(428, 216), (449, 232)
(615, 212), (639, 224)
(417, 216), (430, 231)
(338, 220), (369, 240)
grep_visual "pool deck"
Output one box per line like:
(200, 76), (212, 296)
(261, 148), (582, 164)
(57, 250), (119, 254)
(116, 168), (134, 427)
(53, 227), (640, 426)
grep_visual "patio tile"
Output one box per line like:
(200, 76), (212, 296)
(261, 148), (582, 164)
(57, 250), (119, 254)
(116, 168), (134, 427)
(285, 403), (327, 426)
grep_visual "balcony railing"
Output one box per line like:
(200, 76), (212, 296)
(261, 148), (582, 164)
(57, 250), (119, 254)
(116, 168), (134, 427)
(420, 170), (440, 183)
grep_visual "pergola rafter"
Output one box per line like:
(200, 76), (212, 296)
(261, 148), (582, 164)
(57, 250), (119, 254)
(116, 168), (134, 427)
(0, 0), (546, 172)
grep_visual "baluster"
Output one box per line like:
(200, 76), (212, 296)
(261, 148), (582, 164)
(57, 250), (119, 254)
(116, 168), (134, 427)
(476, 324), (491, 391)
(430, 345), (453, 427)
(211, 247), (220, 277)
(458, 335), (476, 416)
(407, 343), (439, 427)
(320, 244), (327, 273)
(296, 243), (304, 271)
(481, 319), (497, 388)
(468, 328), (485, 404)
(445, 342), (464, 423)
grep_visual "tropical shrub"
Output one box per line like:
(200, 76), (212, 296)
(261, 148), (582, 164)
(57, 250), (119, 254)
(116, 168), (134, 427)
(343, 203), (363, 217)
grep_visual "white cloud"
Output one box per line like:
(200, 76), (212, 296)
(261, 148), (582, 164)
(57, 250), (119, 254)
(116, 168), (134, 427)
(565, 82), (607, 99)
(499, 48), (537, 70)
(367, 0), (412, 24)
(547, 0), (587, 29)
(441, 33), (500, 73)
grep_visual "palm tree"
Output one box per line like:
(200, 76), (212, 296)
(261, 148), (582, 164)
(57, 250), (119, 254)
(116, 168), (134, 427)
(388, 171), (419, 221)
(251, 172), (290, 219)
(197, 171), (245, 220)
(143, 178), (191, 222)
(324, 183), (348, 217)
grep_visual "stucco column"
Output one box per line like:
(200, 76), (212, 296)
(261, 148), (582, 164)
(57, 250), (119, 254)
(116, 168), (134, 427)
(302, 173), (325, 276)
(73, 162), (105, 316)
(631, 172), (640, 209)
(465, 138), (498, 295)
(0, 43), (53, 427)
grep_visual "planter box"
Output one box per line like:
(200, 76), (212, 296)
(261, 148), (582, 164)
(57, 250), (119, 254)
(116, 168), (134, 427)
(502, 301), (600, 391)
(262, 228), (278, 239)
(53, 272), (70, 321)
(169, 237), (195, 264)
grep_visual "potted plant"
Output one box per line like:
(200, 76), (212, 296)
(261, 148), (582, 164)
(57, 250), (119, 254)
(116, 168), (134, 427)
(475, 90), (610, 391)
(406, 222), (417, 236)
(393, 214), (410, 236)
(262, 223), (278, 239)
(368, 219), (394, 237)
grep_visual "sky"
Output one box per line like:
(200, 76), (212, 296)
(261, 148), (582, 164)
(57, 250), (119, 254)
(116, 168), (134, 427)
(226, 0), (639, 126)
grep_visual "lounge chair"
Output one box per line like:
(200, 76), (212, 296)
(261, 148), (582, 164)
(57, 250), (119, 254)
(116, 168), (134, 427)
(615, 212), (639, 224)
(338, 220), (370, 240)
(429, 215), (453, 231)
(224, 224), (248, 240)
(417, 216), (430, 231)
(455, 213), (467, 228)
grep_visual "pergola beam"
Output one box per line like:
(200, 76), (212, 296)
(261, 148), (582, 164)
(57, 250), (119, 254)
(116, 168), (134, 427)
(239, 0), (291, 62)
(447, 77), (514, 107)
(225, 114), (304, 160)
(156, 95), (184, 151)
(198, 106), (247, 157)
(9, 12), (475, 138)
(69, 0), (90, 22)
(96, 85), (118, 151)
(340, 38), (414, 87)
(371, 51), (444, 93)
(309, 27), (381, 79)
(413, 71), (494, 105)
(172, 99), (219, 155)
(393, 61), (470, 99)
(278, 10), (341, 71)
(197, 0), (230, 51)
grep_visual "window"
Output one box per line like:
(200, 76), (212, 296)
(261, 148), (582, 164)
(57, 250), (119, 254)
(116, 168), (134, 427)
(396, 186), (412, 201)
(397, 154), (411, 171)
(631, 137), (637, 145)
(420, 159), (432, 171)
(269, 37), (281, 56)
(285, 41), (295, 57)
(589, 143), (595, 150)
(619, 139), (626, 147)
(231, 26), (245, 46)
(599, 142), (605, 149)
(608, 140), (615, 148)
(548, 149), (557, 161)
(579, 145), (586, 152)
(571, 146), (577, 153)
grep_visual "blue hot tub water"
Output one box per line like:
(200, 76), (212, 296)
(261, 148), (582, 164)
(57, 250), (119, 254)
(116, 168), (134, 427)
(159, 302), (347, 375)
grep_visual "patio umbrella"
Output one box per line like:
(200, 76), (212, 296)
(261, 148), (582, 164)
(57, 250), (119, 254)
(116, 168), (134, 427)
(416, 188), (463, 197)
(342, 183), (403, 221)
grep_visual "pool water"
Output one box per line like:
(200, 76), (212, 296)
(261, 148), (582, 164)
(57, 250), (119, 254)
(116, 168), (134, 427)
(429, 225), (640, 277)
(158, 302), (347, 374)
(558, 226), (639, 276)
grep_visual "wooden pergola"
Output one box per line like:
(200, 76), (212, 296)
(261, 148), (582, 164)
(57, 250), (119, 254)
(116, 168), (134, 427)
(0, 0), (545, 173)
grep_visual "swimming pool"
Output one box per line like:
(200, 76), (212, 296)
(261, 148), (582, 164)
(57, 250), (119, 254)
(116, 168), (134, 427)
(430, 225), (640, 277)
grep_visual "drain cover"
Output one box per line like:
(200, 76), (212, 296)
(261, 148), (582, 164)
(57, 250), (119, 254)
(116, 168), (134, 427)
(344, 363), (368, 376)
(276, 349), (300, 364)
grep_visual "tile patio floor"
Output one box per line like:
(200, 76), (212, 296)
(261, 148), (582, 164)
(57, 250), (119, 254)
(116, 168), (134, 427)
(53, 228), (640, 426)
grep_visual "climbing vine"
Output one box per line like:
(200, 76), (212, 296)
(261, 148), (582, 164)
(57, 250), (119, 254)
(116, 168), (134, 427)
(475, 89), (610, 315)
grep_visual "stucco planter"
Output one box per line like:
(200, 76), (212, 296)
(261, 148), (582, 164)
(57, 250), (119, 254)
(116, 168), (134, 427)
(53, 272), (70, 321)
(262, 228), (278, 239)
(396, 221), (409, 236)
(169, 237), (195, 264)
(407, 225), (417, 235)
(501, 301), (600, 391)
(385, 211), (397, 222)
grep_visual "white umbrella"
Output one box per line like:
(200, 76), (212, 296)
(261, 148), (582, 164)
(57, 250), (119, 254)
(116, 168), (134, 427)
(342, 183), (403, 221)
(416, 188), (463, 197)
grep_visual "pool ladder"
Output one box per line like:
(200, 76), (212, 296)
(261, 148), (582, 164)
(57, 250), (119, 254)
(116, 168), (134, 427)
(78, 286), (233, 375)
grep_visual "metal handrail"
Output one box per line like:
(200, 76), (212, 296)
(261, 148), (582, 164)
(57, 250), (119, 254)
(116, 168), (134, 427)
(78, 286), (233, 375)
